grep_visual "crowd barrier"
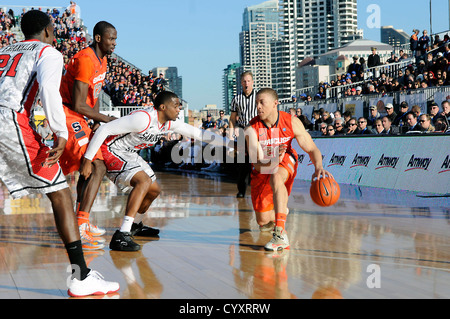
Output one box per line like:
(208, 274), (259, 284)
(292, 134), (450, 195)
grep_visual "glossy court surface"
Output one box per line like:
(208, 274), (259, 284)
(0, 170), (448, 299)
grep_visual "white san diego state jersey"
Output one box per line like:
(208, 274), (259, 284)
(0, 40), (51, 115)
(84, 105), (230, 161)
(104, 106), (179, 153)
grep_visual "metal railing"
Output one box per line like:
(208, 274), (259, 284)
(280, 84), (450, 119)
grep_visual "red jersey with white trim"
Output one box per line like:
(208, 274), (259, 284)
(249, 111), (298, 164)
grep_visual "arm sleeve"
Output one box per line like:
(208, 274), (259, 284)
(36, 47), (68, 141)
(84, 111), (151, 160)
(171, 121), (234, 149)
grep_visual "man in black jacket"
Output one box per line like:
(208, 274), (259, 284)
(368, 47), (381, 68)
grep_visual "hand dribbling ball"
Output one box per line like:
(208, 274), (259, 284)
(310, 176), (340, 207)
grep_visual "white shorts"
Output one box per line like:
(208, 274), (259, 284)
(101, 145), (156, 193)
(0, 107), (68, 199)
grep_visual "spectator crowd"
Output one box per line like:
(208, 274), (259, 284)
(288, 99), (449, 137)
(295, 32), (450, 102)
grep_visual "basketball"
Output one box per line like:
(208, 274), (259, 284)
(310, 176), (340, 207)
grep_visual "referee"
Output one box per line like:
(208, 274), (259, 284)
(229, 71), (257, 198)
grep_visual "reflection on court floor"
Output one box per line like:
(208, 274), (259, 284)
(0, 171), (448, 299)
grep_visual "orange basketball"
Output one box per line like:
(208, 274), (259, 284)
(310, 176), (340, 207)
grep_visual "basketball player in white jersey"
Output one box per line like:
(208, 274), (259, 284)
(0, 10), (119, 297)
(80, 91), (234, 251)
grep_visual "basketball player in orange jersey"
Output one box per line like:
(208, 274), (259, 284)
(59, 21), (118, 250)
(245, 88), (332, 251)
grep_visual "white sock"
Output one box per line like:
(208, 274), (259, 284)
(120, 216), (134, 233)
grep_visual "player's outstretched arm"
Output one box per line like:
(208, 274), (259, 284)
(80, 112), (151, 179)
(172, 122), (235, 150)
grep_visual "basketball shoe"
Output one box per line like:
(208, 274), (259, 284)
(68, 269), (120, 297)
(80, 223), (105, 250)
(264, 226), (290, 251)
(109, 230), (140, 251)
(130, 222), (160, 237)
(86, 222), (106, 237)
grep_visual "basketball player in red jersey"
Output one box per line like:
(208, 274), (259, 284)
(245, 88), (332, 251)
(59, 21), (118, 250)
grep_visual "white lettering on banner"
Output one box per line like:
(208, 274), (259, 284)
(405, 155), (432, 171)
(328, 153), (347, 167)
(376, 154), (400, 170)
(351, 153), (371, 168)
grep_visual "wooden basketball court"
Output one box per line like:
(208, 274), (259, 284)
(0, 170), (449, 299)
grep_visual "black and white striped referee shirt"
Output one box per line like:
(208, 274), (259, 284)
(230, 89), (258, 128)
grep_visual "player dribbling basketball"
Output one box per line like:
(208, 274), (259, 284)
(245, 88), (332, 251)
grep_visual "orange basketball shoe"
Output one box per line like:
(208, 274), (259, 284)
(79, 223), (105, 251)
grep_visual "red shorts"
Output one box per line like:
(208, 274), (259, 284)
(59, 106), (103, 175)
(250, 153), (298, 213)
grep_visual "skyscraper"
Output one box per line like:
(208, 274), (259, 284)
(273, 0), (362, 98)
(223, 63), (241, 114)
(381, 26), (409, 48)
(151, 67), (183, 99)
(239, 0), (279, 90)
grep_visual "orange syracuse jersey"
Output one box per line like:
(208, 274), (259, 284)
(60, 46), (107, 109)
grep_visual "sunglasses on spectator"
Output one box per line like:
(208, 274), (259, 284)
(419, 120), (427, 123)
(327, 129), (335, 132)
(358, 121), (366, 124)
(349, 123), (357, 126)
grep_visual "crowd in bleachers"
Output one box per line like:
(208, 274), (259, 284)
(288, 98), (450, 137)
(0, 8), (18, 48)
(297, 33), (450, 101)
(102, 64), (168, 107)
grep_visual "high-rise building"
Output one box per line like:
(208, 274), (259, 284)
(381, 26), (409, 48)
(239, 0), (279, 90)
(222, 63), (241, 114)
(273, 0), (363, 98)
(151, 67), (182, 99)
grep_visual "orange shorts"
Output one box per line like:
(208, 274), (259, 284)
(59, 106), (103, 175)
(250, 153), (298, 213)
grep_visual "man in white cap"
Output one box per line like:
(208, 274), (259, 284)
(367, 105), (381, 127)
(385, 103), (397, 123)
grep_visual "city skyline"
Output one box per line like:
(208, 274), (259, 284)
(5, 0), (450, 110)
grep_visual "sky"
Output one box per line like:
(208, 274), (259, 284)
(6, 0), (450, 110)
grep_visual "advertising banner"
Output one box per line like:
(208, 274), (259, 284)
(292, 135), (449, 195)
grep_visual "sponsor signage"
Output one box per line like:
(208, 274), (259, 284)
(292, 135), (449, 194)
